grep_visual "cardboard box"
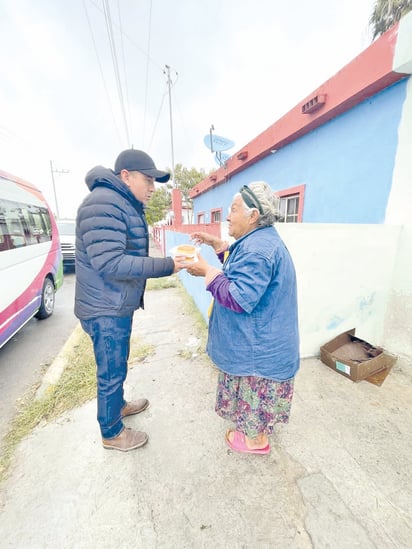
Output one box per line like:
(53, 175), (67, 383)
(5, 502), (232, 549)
(320, 328), (397, 383)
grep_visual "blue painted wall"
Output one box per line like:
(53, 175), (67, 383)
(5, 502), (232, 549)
(165, 230), (221, 323)
(193, 79), (407, 224)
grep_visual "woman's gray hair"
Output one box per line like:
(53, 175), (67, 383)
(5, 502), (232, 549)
(237, 181), (283, 226)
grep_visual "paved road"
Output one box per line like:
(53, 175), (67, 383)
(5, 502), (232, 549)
(0, 271), (78, 444)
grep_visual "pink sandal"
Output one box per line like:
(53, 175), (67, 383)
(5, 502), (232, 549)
(225, 430), (270, 455)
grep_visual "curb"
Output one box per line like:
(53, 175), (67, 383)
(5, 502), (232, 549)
(35, 322), (83, 400)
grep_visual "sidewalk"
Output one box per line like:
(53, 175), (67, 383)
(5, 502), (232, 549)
(0, 249), (411, 547)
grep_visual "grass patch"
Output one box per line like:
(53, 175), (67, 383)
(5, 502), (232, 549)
(0, 327), (94, 481)
(0, 275), (206, 482)
(146, 275), (179, 291)
(129, 339), (155, 364)
(174, 280), (209, 358)
(179, 286), (208, 343)
(0, 328), (155, 482)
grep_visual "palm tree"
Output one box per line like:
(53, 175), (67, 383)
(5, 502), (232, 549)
(369, 0), (412, 39)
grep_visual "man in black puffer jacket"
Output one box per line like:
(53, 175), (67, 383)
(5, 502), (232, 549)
(75, 149), (186, 452)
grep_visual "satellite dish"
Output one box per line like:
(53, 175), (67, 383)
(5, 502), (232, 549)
(204, 134), (235, 152)
(214, 152), (231, 167)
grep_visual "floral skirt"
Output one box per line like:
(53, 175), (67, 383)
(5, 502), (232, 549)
(215, 371), (295, 439)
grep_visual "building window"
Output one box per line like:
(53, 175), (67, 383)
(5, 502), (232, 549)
(280, 195), (299, 223)
(211, 208), (222, 223)
(197, 212), (205, 224)
(276, 184), (305, 223)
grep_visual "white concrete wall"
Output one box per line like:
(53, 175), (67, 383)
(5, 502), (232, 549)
(220, 222), (404, 358)
(382, 65), (412, 361)
(275, 223), (403, 357)
(382, 225), (412, 359)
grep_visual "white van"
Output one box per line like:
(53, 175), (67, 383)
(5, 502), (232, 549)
(0, 169), (63, 348)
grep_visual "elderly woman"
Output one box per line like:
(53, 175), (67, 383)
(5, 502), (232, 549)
(188, 181), (299, 455)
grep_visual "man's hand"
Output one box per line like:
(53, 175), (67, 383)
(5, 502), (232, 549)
(172, 257), (189, 273)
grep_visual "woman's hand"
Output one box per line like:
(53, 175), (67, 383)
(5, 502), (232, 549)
(190, 231), (222, 250)
(185, 254), (209, 277)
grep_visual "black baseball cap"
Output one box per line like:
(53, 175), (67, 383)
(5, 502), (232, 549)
(114, 149), (171, 183)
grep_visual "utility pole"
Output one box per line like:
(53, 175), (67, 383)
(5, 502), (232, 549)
(50, 160), (69, 219)
(164, 64), (176, 187)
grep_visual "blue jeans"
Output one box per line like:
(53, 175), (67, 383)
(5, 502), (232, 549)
(80, 316), (133, 439)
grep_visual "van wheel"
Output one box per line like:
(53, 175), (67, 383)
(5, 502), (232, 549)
(35, 277), (55, 319)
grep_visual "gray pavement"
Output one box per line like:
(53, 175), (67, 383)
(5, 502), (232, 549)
(0, 251), (412, 548)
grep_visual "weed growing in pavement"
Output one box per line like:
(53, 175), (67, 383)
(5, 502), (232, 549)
(175, 281), (209, 358)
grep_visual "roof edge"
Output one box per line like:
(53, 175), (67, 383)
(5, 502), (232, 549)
(191, 21), (405, 199)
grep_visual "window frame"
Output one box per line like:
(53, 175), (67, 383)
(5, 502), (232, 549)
(210, 207), (222, 223)
(0, 198), (52, 250)
(276, 184), (305, 223)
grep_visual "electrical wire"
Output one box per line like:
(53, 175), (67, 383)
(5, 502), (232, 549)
(117, 0), (132, 146)
(147, 88), (168, 153)
(82, 0), (122, 145)
(88, 0), (163, 72)
(173, 91), (192, 150)
(84, 0), (178, 157)
(143, 0), (153, 148)
(102, 0), (130, 146)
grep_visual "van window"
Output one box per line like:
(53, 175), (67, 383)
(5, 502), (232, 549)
(0, 199), (52, 250)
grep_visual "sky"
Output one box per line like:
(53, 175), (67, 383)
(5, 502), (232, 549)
(0, 0), (376, 218)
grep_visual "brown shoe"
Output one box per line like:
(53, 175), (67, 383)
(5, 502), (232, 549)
(121, 398), (150, 417)
(102, 428), (148, 452)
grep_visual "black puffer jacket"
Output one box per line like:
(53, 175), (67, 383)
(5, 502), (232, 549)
(74, 166), (174, 319)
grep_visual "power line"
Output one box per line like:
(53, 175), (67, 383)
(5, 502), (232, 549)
(143, 0), (153, 148)
(102, 0), (130, 146)
(147, 87), (168, 153)
(82, 0), (122, 145)
(173, 91), (192, 151)
(84, 0), (172, 152)
(88, 0), (163, 72)
(117, 0), (132, 145)
(87, 0), (164, 148)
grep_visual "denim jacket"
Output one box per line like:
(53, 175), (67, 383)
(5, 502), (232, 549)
(206, 226), (300, 381)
